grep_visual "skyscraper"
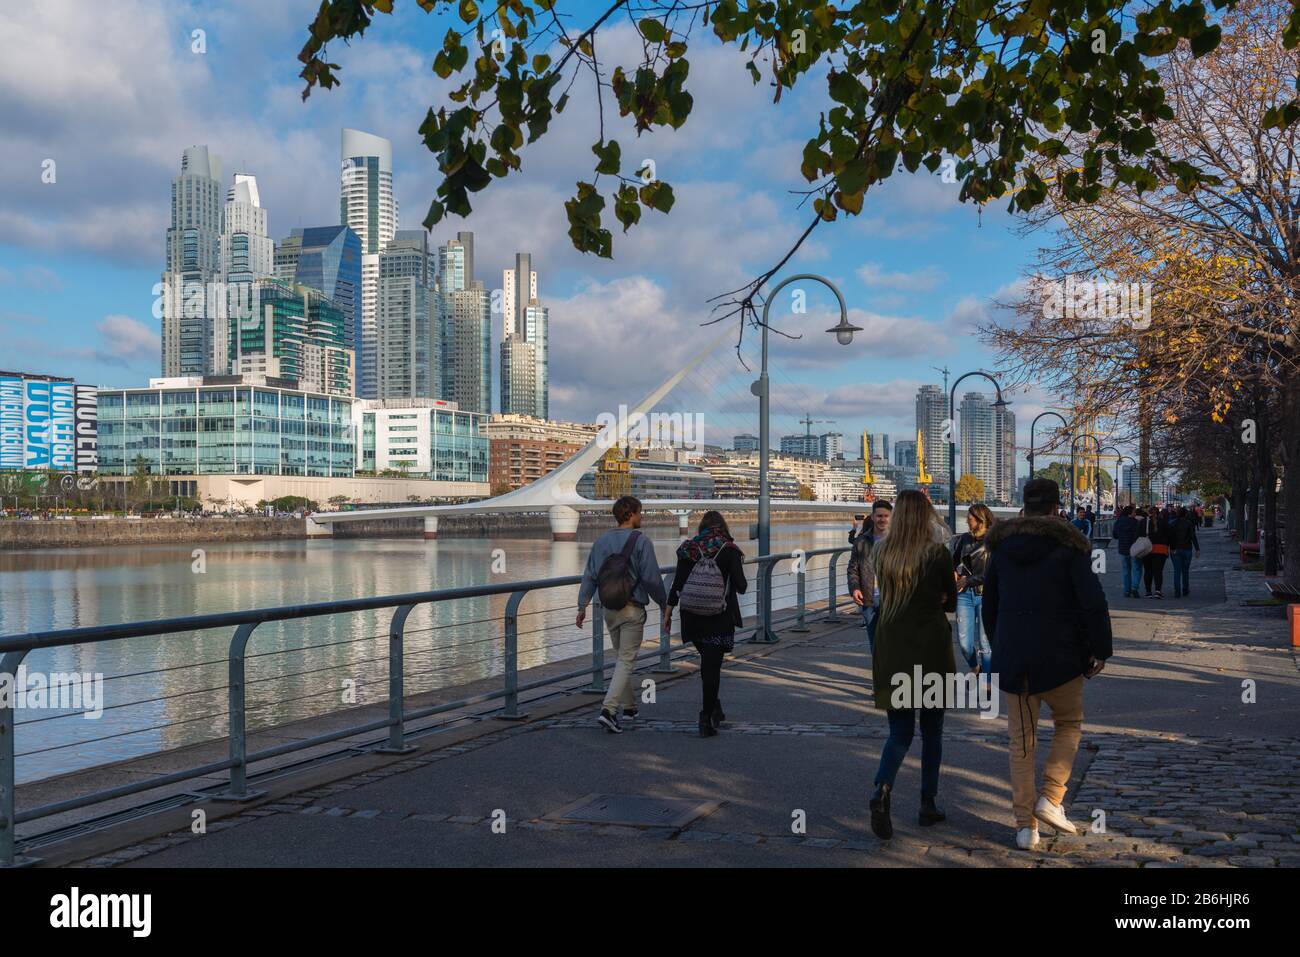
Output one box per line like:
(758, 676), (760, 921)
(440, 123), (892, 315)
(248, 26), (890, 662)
(500, 252), (549, 418)
(162, 146), (223, 377)
(340, 129), (399, 399)
(995, 402), (1017, 504)
(437, 232), (490, 414)
(274, 226), (362, 362)
(915, 384), (950, 489)
(237, 279), (355, 397)
(214, 173), (274, 374)
(377, 230), (439, 400)
(864, 432), (890, 463)
(894, 438), (917, 470)
(959, 391), (997, 501)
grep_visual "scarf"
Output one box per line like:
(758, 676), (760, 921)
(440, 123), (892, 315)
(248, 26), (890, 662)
(678, 525), (735, 562)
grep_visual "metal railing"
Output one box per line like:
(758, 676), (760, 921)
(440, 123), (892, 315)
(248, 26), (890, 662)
(0, 545), (851, 866)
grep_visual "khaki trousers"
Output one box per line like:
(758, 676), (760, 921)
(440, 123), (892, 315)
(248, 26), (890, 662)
(1005, 676), (1085, 828)
(601, 604), (647, 714)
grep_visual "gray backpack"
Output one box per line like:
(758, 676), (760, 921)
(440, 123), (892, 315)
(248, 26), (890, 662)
(678, 549), (729, 615)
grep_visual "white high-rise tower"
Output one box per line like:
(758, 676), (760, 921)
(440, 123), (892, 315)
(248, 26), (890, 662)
(215, 173), (274, 374)
(341, 129), (399, 399)
(500, 252), (548, 418)
(161, 146), (223, 376)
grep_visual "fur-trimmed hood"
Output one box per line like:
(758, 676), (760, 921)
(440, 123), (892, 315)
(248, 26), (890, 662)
(986, 515), (1091, 562)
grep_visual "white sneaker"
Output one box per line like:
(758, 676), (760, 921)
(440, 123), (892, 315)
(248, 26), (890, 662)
(1016, 826), (1040, 850)
(1034, 796), (1077, 835)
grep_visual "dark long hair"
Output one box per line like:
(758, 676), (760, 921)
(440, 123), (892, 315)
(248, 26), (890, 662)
(698, 510), (731, 538)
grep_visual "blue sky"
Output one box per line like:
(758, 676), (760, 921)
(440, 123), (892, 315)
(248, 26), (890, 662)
(0, 0), (1073, 469)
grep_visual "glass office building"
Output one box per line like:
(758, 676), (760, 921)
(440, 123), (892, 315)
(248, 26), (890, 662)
(354, 398), (488, 484)
(274, 225), (362, 356)
(97, 377), (355, 477)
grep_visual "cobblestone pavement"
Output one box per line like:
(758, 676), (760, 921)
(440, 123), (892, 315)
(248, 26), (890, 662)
(59, 528), (1300, 868)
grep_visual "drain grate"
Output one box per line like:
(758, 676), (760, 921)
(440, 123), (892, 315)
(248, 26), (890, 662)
(545, 793), (722, 829)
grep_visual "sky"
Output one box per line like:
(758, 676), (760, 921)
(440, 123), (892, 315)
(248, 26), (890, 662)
(0, 0), (1080, 474)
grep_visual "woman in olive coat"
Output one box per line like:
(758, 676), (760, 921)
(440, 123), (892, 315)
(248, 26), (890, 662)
(868, 490), (958, 839)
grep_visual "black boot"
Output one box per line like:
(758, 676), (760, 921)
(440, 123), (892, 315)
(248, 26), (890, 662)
(919, 796), (946, 826)
(869, 784), (893, 839)
(698, 710), (717, 737)
(711, 700), (725, 729)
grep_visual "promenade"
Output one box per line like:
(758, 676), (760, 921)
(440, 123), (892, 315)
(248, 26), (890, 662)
(30, 527), (1300, 867)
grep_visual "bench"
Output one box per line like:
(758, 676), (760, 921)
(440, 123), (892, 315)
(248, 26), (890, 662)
(1265, 580), (1300, 601)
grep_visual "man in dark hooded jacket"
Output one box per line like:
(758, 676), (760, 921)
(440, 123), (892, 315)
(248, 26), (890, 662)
(982, 478), (1113, 851)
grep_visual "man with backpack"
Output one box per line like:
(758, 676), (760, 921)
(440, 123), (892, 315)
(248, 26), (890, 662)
(576, 495), (667, 734)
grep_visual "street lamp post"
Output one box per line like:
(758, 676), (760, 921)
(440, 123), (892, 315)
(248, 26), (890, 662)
(1116, 454), (1137, 507)
(752, 274), (860, 643)
(947, 372), (1009, 531)
(1097, 445), (1123, 513)
(1028, 411), (1071, 478)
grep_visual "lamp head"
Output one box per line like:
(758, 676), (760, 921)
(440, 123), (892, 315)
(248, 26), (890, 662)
(827, 319), (862, 346)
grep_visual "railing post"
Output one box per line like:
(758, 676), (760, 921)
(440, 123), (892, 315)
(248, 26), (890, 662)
(499, 590), (529, 720)
(753, 557), (779, 643)
(825, 550), (843, 622)
(790, 555), (809, 632)
(654, 570), (675, 672)
(583, 597), (606, 693)
(213, 622), (266, 802)
(1, 649), (38, 867)
(374, 604), (418, 753)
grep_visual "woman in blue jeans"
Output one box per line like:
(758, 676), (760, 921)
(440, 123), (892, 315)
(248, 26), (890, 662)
(950, 504), (994, 673)
(868, 490), (958, 839)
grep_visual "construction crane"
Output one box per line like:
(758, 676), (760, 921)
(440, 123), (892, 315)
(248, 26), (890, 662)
(796, 412), (835, 457)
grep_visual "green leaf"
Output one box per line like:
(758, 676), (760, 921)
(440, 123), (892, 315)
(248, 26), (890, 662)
(639, 19), (667, 43)
(592, 139), (622, 175)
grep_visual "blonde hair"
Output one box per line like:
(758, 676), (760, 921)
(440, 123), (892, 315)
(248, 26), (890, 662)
(874, 489), (947, 622)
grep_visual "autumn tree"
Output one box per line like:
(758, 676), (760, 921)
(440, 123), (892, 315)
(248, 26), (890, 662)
(984, 0), (1300, 583)
(955, 472), (985, 503)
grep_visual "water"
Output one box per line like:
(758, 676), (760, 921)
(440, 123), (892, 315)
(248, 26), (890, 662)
(0, 521), (852, 782)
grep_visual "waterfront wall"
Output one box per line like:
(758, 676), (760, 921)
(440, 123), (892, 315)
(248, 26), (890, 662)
(0, 517), (305, 549)
(1, 509), (846, 549)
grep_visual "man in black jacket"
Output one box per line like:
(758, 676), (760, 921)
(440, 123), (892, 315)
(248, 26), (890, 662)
(1112, 504), (1140, 597)
(982, 479), (1113, 851)
(848, 499), (892, 648)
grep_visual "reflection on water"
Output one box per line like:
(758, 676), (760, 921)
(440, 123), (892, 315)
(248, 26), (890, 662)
(0, 522), (849, 782)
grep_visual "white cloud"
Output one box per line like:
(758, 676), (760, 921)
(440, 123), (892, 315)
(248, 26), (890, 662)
(856, 262), (946, 292)
(95, 314), (159, 364)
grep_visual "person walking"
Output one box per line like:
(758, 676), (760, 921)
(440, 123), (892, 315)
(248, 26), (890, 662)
(849, 499), (893, 646)
(1071, 506), (1092, 539)
(1140, 506), (1170, 598)
(982, 478), (1113, 850)
(867, 490), (957, 839)
(950, 503), (995, 674)
(1170, 505), (1201, 598)
(576, 495), (668, 734)
(1112, 504), (1140, 597)
(664, 511), (748, 737)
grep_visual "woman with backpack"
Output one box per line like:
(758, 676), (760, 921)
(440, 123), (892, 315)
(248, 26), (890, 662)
(868, 489), (958, 839)
(664, 511), (748, 738)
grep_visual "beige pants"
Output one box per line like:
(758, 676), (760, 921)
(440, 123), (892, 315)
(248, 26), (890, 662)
(1005, 676), (1085, 828)
(601, 603), (648, 714)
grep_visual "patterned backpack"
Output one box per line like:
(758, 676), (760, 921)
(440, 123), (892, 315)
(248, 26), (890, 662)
(678, 547), (729, 615)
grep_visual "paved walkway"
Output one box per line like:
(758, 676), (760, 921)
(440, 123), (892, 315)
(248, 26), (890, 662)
(46, 527), (1300, 867)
